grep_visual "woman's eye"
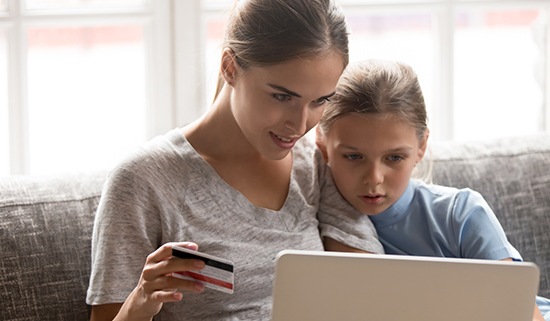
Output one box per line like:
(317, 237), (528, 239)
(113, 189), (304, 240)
(388, 155), (403, 162)
(314, 97), (330, 105)
(344, 154), (361, 161)
(273, 93), (291, 101)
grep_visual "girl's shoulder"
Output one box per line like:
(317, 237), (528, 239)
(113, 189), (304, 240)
(412, 179), (487, 209)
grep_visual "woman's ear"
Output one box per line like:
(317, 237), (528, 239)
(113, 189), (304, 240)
(221, 48), (238, 86)
(416, 128), (430, 163)
(315, 126), (329, 163)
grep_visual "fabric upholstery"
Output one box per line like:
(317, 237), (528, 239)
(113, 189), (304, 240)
(0, 134), (549, 321)
(418, 135), (550, 298)
(0, 172), (106, 321)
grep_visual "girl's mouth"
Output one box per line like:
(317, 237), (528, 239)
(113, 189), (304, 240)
(359, 194), (384, 205)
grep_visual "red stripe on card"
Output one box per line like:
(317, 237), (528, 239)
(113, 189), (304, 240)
(174, 271), (234, 290)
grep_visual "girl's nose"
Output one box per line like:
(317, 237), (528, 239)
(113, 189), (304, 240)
(362, 162), (384, 186)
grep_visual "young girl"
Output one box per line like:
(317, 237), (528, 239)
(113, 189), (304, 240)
(316, 59), (550, 321)
(86, 1), (382, 321)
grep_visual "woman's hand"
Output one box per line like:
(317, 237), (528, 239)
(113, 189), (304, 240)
(102, 242), (206, 321)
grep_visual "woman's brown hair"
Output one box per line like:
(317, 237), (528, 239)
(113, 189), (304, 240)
(213, 0), (350, 102)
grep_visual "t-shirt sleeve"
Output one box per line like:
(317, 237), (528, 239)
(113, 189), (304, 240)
(86, 159), (164, 305)
(316, 149), (384, 254)
(452, 189), (522, 261)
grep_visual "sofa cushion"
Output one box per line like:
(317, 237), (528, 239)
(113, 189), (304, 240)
(419, 135), (550, 298)
(0, 171), (106, 321)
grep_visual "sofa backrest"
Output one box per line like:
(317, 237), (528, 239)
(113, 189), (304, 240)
(0, 171), (106, 321)
(1, 135), (549, 321)
(419, 134), (550, 298)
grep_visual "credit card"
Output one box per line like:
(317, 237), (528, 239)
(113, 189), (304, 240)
(171, 245), (235, 294)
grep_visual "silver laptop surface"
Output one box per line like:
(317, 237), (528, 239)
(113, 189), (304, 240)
(271, 250), (540, 321)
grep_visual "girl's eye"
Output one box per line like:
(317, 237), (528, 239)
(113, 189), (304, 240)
(344, 154), (362, 161)
(273, 93), (291, 101)
(388, 155), (403, 162)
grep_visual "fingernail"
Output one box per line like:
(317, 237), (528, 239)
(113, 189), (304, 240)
(184, 242), (198, 250)
(195, 260), (205, 268)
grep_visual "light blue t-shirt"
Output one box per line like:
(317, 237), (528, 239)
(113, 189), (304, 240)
(369, 179), (550, 319)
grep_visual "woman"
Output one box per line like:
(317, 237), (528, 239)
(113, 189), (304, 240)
(86, 1), (382, 320)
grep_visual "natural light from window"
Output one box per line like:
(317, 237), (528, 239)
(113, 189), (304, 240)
(26, 25), (148, 175)
(0, 29), (8, 177)
(24, 0), (147, 10)
(1, 1), (548, 176)
(204, 6), (545, 143)
(345, 12), (435, 136)
(204, 12), (436, 121)
(454, 10), (544, 141)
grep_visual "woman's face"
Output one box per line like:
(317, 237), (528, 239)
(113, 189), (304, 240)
(228, 52), (344, 160)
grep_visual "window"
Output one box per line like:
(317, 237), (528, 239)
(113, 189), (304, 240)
(202, 0), (549, 142)
(454, 9), (545, 141)
(1, 0), (172, 176)
(2, 0), (549, 176)
(0, 28), (8, 175)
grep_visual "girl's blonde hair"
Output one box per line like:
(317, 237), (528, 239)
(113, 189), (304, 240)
(319, 59), (428, 140)
(213, 0), (350, 102)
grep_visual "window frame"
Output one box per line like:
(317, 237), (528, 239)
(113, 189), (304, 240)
(2, 0), (549, 175)
(1, 0), (173, 175)
(196, 0), (550, 141)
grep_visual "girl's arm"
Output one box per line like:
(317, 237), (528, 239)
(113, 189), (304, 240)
(500, 258), (545, 321)
(90, 243), (206, 321)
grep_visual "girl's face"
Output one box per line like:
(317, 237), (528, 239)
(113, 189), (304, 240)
(320, 114), (428, 215)
(227, 51), (344, 160)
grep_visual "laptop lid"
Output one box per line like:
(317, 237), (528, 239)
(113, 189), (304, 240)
(271, 250), (540, 321)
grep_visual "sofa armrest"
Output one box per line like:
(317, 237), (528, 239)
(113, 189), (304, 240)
(0, 171), (107, 321)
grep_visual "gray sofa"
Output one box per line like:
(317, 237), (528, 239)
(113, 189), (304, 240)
(1, 135), (549, 321)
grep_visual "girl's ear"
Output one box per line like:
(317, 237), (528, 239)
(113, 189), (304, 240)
(221, 48), (239, 86)
(315, 126), (329, 163)
(416, 128), (430, 163)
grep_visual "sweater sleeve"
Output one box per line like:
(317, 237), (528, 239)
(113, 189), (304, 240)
(86, 154), (164, 305)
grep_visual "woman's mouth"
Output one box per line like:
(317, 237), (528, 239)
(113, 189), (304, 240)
(271, 132), (297, 149)
(276, 134), (292, 143)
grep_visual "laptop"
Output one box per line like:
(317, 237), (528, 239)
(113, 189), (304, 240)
(271, 250), (540, 321)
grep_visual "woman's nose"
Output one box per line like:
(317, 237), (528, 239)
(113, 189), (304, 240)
(284, 104), (309, 135)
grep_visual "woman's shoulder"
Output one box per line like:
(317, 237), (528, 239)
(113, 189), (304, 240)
(107, 128), (201, 187)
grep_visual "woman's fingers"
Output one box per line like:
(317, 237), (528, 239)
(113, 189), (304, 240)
(139, 242), (206, 295)
(143, 242), (204, 279)
(147, 242), (198, 263)
(143, 255), (205, 282)
(150, 289), (183, 302)
(116, 242), (205, 320)
(146, 272), (205, 294)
